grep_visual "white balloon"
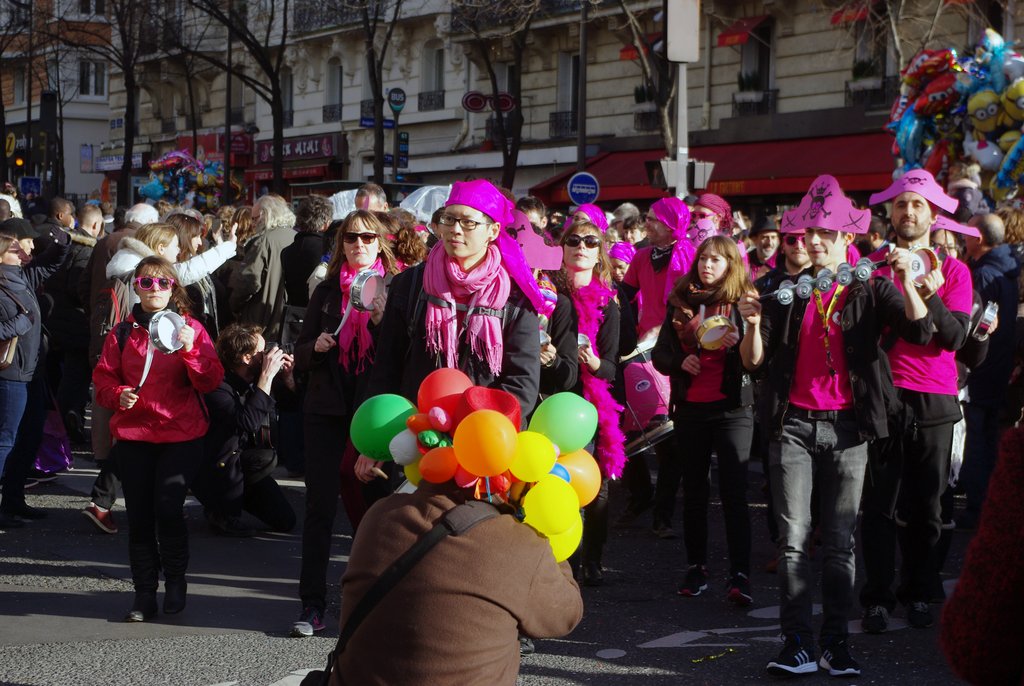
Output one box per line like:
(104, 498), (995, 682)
(389, 429), (422, 466)
(1005, 54), (1024, 82)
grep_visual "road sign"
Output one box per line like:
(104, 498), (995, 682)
(398, 155), (408, 169)
(19, 177), (41, 196)
(359, 116), (395, 129)
(567, 172), (600, 205)
(388, 88), (406, 114)
(461, 91), (488, 112)
(493, 92), (517, 112)
(4, 133), (14, 157)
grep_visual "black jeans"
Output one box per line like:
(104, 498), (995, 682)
(652, 438), (683, 529)
(299, 413), (351, 612)
(115, 438), (204, 592)
(674, 403), (753, 576)
(860, 417), (953, 609)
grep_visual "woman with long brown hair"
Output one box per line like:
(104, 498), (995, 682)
(652, 235), (756, 605)
(291, 209), (398, 638)
(166, 209), (236, 338)
(551, 218), (622, 585)
(93, 256), (224, 622)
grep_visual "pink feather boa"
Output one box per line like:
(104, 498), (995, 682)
(571, 279), (627, 479)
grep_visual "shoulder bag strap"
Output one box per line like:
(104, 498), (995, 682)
(314, 500), (499, 685)
(0, 279), (28, 315)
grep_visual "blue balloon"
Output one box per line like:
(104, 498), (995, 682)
(550, 463), (571, 482)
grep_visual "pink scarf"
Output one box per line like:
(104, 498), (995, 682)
(423, 242), (510, 375)
(337, 259), (385, 372)
(571, 279), (627, 479)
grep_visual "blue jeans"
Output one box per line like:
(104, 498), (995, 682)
(0, 379), (28, 477)
(769, 410), (868, 644)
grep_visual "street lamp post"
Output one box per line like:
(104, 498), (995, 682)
(9, 0), (32, 181)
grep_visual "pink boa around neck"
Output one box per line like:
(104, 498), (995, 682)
(337, 259), (385, 372)
(571, 278), (627, 479)
(423, 242), (511, 375)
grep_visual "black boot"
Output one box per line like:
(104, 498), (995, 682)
(124, 591), (157, 622)
(160, 534), (189, 614)
(581, 545), (604, 586)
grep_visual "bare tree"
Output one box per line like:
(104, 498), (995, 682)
(614, 1), (677, 157)
(0, 4), (31, 185)
(184, 0), (292, 193)
(48, 0), (151, 205)
(451, 0), (539, 190)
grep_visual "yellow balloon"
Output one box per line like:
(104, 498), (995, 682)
(403, 461), (422, 486)
(548, 513), (583, 563)
(523, 474), (580, 536)
(509, 431), (557, 482)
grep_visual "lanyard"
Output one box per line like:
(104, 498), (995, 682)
(813, 284), (845, 376)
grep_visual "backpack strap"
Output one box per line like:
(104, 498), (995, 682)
(114, 321), (134, 352)
(311, 500), (499, 685)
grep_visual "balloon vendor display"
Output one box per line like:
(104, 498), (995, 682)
(884, 28), (1024, 203)
(349, 370), (601, 563)
(139, 149), (244, 210)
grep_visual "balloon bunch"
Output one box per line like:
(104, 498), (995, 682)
(140, 150), (243, 210)
(887, 29), (1024, 200)
(349, 369), (603, 562)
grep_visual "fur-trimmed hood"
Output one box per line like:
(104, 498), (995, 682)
(106, 236), (155, 279)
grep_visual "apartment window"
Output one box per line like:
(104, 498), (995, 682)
(556, 53), (579, 114)
(423, 40), (444, 92)
(79, 0), (105, 13)
(739, 21), (773, 91)
(47, 58), (60, 91)
(13, 65), (26, 104)
(79, 60), (106, 96)
(327, 58), (343, 106)
(281, 67), (294, 127)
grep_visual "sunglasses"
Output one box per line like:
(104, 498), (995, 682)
(343, 232), (379, 245)
(134, 276), (175, 291)
(564, 234), (602, 249)
(783, 235), (806, 246)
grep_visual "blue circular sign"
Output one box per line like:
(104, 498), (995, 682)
(567, 172), (600, 205)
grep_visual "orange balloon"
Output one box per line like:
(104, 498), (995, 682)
(557, 449), (602, 507)
(406, 412), (433, 434)
(418, 446), (459, 484)
(453, 409), (518, 477)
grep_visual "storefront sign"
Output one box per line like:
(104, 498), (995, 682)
(95, 152), (144, 172)
(256, 134), (338, 164)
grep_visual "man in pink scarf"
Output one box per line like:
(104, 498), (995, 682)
(365, 179), (544, 443)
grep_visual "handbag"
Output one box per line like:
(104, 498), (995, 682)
(0, 279), (28, 371)
(300, 500), (499, 686)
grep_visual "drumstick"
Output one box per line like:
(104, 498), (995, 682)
(332, 301), (354, 336)
(371, 467), (388, 479)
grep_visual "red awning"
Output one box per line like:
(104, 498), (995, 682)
(717, 15), (770, 47)
(619, 33), (663, 60)
(691, 132), (895, 196)
(529, 149), (670, 205)
(831, 1), (871, 24)
(245, 164), (328, 182)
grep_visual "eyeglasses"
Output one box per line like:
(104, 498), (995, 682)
(783, 235), (806, 246)
(343, 232), (379, 245)
(437, 214), (490, 230)
(564, 234), (602, 249)
(134, 276), (175, 291)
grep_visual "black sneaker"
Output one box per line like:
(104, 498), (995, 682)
(726, 572), (753, 606)
(290, 606), (325, 637)
(906, 601), (933, 628)
(766, 634), (817, 676)
(519, 636), (535, 655)
(861, 605), (889, 634)
(677, 564), (709, 597)
(819, 638), (861, 677)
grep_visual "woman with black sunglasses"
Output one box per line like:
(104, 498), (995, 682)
(92, 256), (224, 622)
(290, 209), (399, 639)
(549, 220), (622, 585)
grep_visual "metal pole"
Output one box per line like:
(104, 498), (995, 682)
(392, 113), (400, 183)
(676, 64), (688, 198)
(20, 0), (32, 180)
(576, 1), (588, 171)
(223, 27), (233, 205)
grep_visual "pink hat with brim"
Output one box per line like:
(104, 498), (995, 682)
(574, 203), (608, 232)
(506, 209), (562, 270)
(445, 179), (515, 226)
(649, 197), (691, 241)
(781, 175), (872, 235)
(868, 169), (959, 214)
(932, 214), (981, 238)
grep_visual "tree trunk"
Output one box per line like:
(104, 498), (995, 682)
(366, 48), (384, 184)
(0, 101), (9, 184)
(56, 96), (65, 195)
(119, 70), (137, 206)
(271, 83), (284, 195)
(186, 64), (198, 158)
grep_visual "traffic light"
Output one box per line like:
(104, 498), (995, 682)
(14, 157), (23, 167)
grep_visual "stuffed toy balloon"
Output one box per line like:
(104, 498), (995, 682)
(964, 131), (1005, 171)
(993, 134), (1024, 195)
(968, 89), (1003, 135)
(999, 129), (1022, 153)
(350, 393), (417, 461)
(1005, 53), (1024, 82)
(1003, 78), (1024, 121)
(913, 73), (960, 117)
(528, 393), (598, 455)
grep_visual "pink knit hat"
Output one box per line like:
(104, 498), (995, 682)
(574, 203), (608, 232)
(932, 214), (981, 238)
(781, 175), (871, 235)
(695, 193), (733, 230)
(445, 179), (515, 226)
(868, 169), (959, 214)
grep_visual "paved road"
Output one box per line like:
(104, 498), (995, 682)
(0, 449), (968, 685)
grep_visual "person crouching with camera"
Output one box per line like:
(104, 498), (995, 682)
(92, 256), (224, 622)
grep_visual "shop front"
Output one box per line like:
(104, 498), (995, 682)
(245, 133), (347, 201)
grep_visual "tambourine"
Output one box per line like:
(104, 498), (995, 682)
(696, 314), (736, 350)
(149, 311), (186, 354)
(813, 268), (835, 293)
(333, 270), (385, 335)
(908, 246), (940, 286)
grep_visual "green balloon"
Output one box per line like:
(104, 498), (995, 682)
(528, 392), (597, 454)
(351, 394), (417, 461)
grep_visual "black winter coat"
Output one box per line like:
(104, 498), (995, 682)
(45, 229), (95, 348)
(281, 232), (327, 308)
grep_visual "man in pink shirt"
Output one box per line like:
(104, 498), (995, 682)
(738, 176), (933, 679)
(859, 170), (973, 634)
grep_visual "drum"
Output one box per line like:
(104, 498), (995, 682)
(624, 419), (676, 458)
(350, 270), (384, 311)
(696, 314), (736, 350)
(619, 337), (656, 364)
(149, 311), (186, 354)
(909, 246), (940, 286)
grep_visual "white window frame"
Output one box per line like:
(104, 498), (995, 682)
(77, 58), (107, 99)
